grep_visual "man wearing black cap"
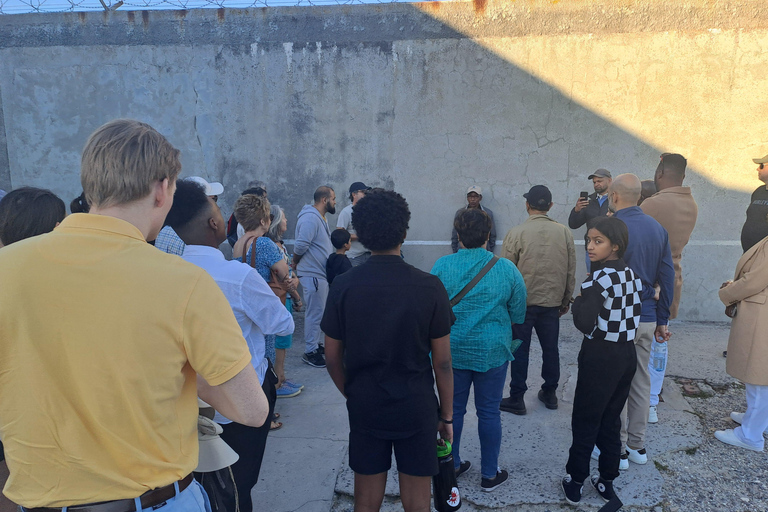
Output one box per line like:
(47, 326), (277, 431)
(741, 153), (768, 253)
(337, 182), (372, 267)
(451, 185), (497, 253)
(568, 169), (613, 230)
(500, 185), (576, 414)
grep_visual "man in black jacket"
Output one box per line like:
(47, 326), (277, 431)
(568, 169), (613, 229)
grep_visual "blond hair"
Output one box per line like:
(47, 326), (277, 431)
(234, 194), (271, 231)
(81, 119), (182, 208)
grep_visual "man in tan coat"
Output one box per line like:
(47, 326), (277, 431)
(500, 185), (576, 415)
(639, 153), (698, 423)
(716, 234), (768, 452)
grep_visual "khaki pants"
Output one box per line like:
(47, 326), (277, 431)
(620, 322), (655, 450)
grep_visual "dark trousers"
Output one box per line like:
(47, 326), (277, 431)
(566, 337), (637, 483)
(219, 365), (277, 512)
(509, 305), (561, 398)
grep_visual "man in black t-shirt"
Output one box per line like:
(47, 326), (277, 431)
(741, 153), (768, 253)
(321, 189), (454, 512)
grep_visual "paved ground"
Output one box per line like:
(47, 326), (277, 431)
(257, 316), (768, 512)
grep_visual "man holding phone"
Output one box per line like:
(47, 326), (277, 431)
(568, 169), (613, 230)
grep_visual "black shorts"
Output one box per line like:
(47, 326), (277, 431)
(348, 427), (438, 477)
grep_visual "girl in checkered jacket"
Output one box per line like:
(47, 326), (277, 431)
(561, 216), (642, 509)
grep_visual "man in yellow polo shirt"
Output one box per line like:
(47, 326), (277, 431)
(0, 119), (268, 511)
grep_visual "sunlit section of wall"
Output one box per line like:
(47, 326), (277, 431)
(416, 0), (768, 193)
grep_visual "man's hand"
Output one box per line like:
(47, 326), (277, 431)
(559, 304), (570, 317)
(655, 325), (671, 343)
(720, 280), (733, 289)
(653, 284), (661, 301)
(574, 197), (589, 212)
(438, 421), (453, 445)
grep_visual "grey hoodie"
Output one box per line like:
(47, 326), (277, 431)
(294, 204), (333, 280)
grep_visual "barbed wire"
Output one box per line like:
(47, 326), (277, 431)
(0, 0), (415, 15)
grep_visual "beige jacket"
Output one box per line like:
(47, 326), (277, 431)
(641, 186), (698, 319)
(501, 214), (576, 309)
(719, 236), (768, 386)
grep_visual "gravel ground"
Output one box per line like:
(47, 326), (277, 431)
(654, 380), (768, 512)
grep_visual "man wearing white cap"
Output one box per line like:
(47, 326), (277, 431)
(155, 176), (224, 255)
(451, 185), (496, 253)
(740, 153), (768, 253)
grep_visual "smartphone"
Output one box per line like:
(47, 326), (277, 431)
(580, 191), (589, 200)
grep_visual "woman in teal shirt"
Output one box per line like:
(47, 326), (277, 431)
(431, 208), (527, 491)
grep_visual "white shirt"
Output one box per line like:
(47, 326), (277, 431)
(336, 204), (367, 259)
(182, 245), (295, 423)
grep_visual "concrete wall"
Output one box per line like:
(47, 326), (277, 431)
(1, 0), (767, 321)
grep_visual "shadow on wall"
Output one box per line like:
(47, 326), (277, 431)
(0, 2), (759, 321)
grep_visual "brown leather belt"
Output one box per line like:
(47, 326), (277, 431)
(21, 474), (194, 512)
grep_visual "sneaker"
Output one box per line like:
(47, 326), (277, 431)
(561, 474), (583, 505)
(619, 452), (629, 470)
(626, 446), (647, 465)
(590, 475), (616, 503)
(455, 460), (471, 478)
(648, 405), (658, 424)
(302, 349), (326, 368)
(714, 429), (764, 452)
(499, 395), (526, 415)
(276, 385), (301, 398)
(284, 380), (304, 391)
(538, 388), (558, 410)
(481, 469), (509, 492)
(591, 446), (600, 461)
(729, 411), (768, 433)
(317, 344), (325, 355)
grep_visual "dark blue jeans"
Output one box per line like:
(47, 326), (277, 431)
(452, 362), (508, 479)
(508, 305), (561, 398)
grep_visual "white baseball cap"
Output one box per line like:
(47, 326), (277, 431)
(186, 176), (224, 197)
(466, 185), (482, 195)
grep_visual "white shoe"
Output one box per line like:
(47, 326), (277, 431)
(714, 429), (764, 452)
(625, 446), (647, 465)
(730, 412), (768, 433)
(591, 446), (600, 461)
(648, 405), (658, 424)
(619, 452), (629, 470)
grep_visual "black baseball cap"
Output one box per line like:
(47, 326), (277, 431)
(349, 182), (371, 194)
(524, 185), (552, 210)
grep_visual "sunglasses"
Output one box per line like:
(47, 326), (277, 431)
(761, 163), (766, 170)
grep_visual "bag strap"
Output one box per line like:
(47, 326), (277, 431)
(450, 255), (499, 307)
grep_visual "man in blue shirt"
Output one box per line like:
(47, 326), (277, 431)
(609, 174), (674, 470)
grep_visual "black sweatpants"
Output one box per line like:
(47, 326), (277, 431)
(220, 364), (277, 512)
(566, 337), (636, 483)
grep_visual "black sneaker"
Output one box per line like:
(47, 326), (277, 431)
(481, 469), (508, 492)
(561, 474), (583, 505)
(302, 349), (326, 368)
(317, 344), (325, 355)
(455, 460), (471, 478)
(499, 395), (526, 415)
(538, 388), (558, 410)
(590, 475), (615, 503)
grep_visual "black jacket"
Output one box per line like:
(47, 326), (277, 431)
(568, 192), (611, 230)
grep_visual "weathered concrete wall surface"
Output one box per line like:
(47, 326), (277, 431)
(1, 0), (767, 321)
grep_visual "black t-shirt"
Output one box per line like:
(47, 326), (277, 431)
(321, 255), (455, 437)
(741, 185), (768, 252)
(326, 253), (353, 285)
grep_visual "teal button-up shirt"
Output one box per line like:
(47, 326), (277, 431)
(431, 248), (527, 372)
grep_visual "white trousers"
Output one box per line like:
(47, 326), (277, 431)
(299, 275), (329, 354)
(648, 342), (667, 407)
(735, 383), (768, 450)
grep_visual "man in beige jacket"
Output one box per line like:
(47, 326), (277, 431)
(500, 185), (576, 415)
(639, 153), (698, 423)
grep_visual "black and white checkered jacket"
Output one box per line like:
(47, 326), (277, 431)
(572, 259), (642, 343)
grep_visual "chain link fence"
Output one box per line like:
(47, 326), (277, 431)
(0, 0), (415, 15)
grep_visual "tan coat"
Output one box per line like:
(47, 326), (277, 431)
(719, 236), (768, 386)
(501, 214), (576, 309)
(641, 186), (698, 319)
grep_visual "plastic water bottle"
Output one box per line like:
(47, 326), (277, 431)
(651, 340), (667, 372)
(433, 440), (461, 511)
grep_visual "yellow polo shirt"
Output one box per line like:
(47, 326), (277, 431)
(0, 214), (251, 507)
